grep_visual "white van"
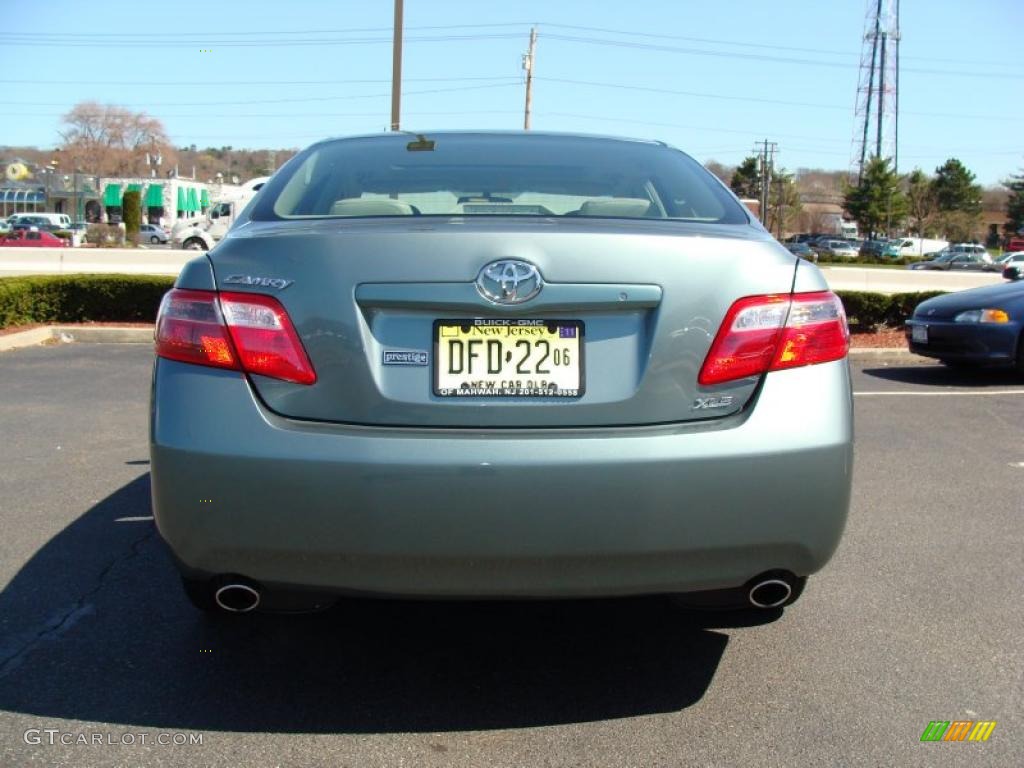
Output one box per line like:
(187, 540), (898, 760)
(882, 237), (948, 258)
(12, 212), (72, 230)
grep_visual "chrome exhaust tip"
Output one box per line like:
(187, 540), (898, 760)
(214, 583), (261, 613)
(748, 578), (793, 609)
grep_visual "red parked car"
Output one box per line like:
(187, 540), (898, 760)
(0, 229), (68, 247)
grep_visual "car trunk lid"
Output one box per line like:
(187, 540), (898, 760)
(208, 218), (798, 428)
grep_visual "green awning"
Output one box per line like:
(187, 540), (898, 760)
(176, 187), (186, 212)
(200, 189), (210, 209)
(187, 188), (199, 212)
(145, 184), (164, 207)
(125, 183), (143, 193)
(102, 183), (122, 207)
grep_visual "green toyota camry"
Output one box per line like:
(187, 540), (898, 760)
(150, 131), (853, 615)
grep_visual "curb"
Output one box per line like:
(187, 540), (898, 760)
(0, 326), (54, 352)
(848, 347), (916, 357)
(0, 325), (153, 352)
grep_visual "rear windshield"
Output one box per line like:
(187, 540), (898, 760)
(252, 134), (750, 224)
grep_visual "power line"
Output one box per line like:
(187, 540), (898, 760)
(5, 19), (1015, 69)
(5, 73), (1014, 127)
(17, 108), (524, 120)
(537, 76), (850, 111)
(540, 111), (849, 144)
(0, 32), (525, 48)
(13, 80), (523, 108)
(530, 22), (1022, 69)
(0, 75), (519, 86)
(14, 84), (522, 116)
(0, 22), (536, 38)
(543, 33), (858, 69)
(534, 77), (1020, 122)
(540, 32), (1024, 80)
(537, 110), (1024, 154)
(2, 25), (1018, 80)
(540, 22), (858, 58)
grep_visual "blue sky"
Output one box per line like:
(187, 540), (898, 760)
(1, 0), (1021, 184)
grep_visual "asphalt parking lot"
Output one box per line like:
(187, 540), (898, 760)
(0, 343), (1021, 767)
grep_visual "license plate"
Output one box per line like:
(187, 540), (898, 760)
(911, 325), (928, 344)
(434, 319), (584, 397)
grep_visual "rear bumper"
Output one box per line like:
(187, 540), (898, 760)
(150, 359), (854, 598)
(905, 319), (1021, 364)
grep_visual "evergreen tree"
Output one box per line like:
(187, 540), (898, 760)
(1004, 167), (1024, 238)
(730, 156), (760, 199)
(844, 156), (906, 239)
(931, 158), (982, 242)
(122, 189), (141, 246)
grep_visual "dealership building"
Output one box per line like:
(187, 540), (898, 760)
(93, 177), (210, 227)
(1, 164), (211, 227)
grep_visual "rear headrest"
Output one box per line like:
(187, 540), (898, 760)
(579, 197), (653, 218)
(329, 199), (415, 216)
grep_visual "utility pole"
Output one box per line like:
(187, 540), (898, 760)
(753, 139), (778, 227)
(390, 0), (404, 131)
(776, 177), (786, 240)
(523, 27), (537, 130)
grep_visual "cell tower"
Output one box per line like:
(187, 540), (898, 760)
(852, 0), (900, 181)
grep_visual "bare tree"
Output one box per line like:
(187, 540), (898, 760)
(703, 160), (734, 185)
(766, 169), (803, 238)
(58, 101), (175, 177)
(904, 169), (936, 237)
(796, 208), (838, 235)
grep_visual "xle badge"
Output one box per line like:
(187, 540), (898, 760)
(692, 395), (734, 410)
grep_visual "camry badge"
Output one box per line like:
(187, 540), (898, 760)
(223, 274), (293, 290)
(475, 260), (543, 305)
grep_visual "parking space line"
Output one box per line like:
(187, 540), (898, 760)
(854, 390), (1024, 396)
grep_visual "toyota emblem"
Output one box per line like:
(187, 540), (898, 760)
(475, 260), (543, 304)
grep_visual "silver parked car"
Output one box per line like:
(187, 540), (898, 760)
(814, 239), (858, 260)
(139, 223), (169, 244)
(151, 132), (853, 616)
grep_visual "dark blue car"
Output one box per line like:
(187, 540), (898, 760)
(906, 282), (1024, 372)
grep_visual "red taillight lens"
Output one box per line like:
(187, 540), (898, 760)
(772, 291), (850, 372)
(218, 291), (316, 385)
(155, 289), (238, 370)
(155, 289), (316, 385)
(698, 291), (849, 386)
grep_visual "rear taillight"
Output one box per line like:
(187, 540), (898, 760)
(154, 289), (237, 370)
(155, 289), (316, 385)
(698, 291), (848, 386)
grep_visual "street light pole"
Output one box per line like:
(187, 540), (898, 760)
(43, 159), (58, 212)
